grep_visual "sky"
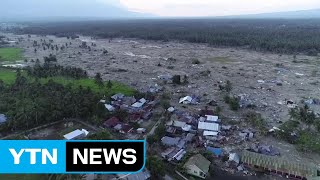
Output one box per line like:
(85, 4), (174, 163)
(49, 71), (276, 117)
(117, 0), (320, 17)
(1, 0), (320, 21)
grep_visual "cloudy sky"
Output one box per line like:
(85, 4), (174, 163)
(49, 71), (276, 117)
(117, 0), (320, 17)
(1, 0), (319, 21)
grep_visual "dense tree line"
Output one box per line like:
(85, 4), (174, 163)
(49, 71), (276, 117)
(26, 63), (88, 79)
(0, 71), (104, 134)
(16, 19), (320, 55)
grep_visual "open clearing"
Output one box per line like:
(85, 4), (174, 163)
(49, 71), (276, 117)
(0, 68), (136, 95)
(0, 47), (22, 62)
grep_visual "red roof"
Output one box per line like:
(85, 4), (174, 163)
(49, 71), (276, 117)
(120, 124), (133, 133)
(104, 117), (120, 128)
(129, 113), (142, 122)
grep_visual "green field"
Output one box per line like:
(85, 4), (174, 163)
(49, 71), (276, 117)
(0, 68), (136, 95)
(0, 48), (23, 62)
(38, 76), (136, 95)
(0, 68), (17, 84)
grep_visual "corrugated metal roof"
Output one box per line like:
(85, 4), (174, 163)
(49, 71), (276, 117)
(241, 150), (318, 178)
(198, 122), (219, 131)
(205, 115), (219, 122)
(63, 129), (85, 140)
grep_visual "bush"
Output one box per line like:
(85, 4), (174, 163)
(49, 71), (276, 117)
(191, 59), (201, 64)
(224, 95), (239, 111)
(296, 131), (320, 153)
(289, 105), (317, 127)
(172, 75), (181, 84)
(245, 111), (267, 133)
(146, 156), (165, 178)
(225, 80), (232, 93)
(276, 120), (300, 143)
(200, 70), (211, 76)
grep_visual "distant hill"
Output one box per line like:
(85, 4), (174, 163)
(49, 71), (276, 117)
(0, 0), (153, 22)
(228, 9), (320, 19)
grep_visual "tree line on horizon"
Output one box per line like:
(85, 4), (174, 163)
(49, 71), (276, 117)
(16, 19), (320, 55)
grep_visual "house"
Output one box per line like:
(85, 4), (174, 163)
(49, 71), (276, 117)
(203, 131), (218, 137)
(185, 133), (195, 142)
(104, 104), (115, 111)
(161, 147), (186, 161)
(122, 97), (137, 105)
(129, 113), (142, 122)
(104, 117), (120, 128)
(111, 93), (125, 101)
(205, 115), (219, 122)
(63, 129), (89, 140)
(119, 124), (134, 134)
(198, 121), (220, 132)
(172, 120), (186, 128)
(142, 111), (152, 120)
(184, 154), (211, 179)
(132, 98), (147, 108)
(114, 124), (123, 131)
(166, 126), (177, 134)
(0, 114), (7, 124)
(115, 168), (151, 180)
(161, 136), (181, 146)
(137, 128), (146, 134)
(179, 96), (193, 104)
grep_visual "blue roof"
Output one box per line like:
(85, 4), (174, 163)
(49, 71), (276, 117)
(207, 147), (222, 156)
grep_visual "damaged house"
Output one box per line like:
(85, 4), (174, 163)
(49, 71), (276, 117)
(198, 121), (220, 138)
(161, 136), (187, 162)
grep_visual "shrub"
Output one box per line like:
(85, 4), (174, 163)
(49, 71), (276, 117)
(191, 59), (201, 64)
(224, 95), (239, 111)
(245, 111), (267, 133)
(172, 75), (181, 84)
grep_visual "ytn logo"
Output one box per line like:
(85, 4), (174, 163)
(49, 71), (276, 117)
(9, 148), (57, 165)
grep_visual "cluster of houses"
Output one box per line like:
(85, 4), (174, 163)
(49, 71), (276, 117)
(156, 104), (224, 178)
(102, 93), (157, 135)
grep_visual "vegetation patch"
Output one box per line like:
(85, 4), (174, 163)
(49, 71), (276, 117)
(0, 67), (136, 96)
(245, 111), (267, 133)
(38, 77), (136, 96)
(207, 56), (234, 63)
(224, 95), (240, 111)
(0, 48), (23, 62)
(276, 105), (320, 153)
(0, 68), (17, 84)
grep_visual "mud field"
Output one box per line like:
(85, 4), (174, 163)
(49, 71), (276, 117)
(2, 32), (320, 170)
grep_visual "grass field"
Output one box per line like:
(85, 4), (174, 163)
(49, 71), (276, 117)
(0, 68), (17, 84)
(0, 48), (23, 62)
(39, 76), (136, 96)
(0, 68), (136, 95)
